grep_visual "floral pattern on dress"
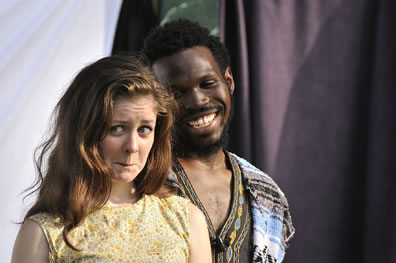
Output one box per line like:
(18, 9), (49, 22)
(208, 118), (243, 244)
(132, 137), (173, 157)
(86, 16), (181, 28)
(29, 195), (191, 263)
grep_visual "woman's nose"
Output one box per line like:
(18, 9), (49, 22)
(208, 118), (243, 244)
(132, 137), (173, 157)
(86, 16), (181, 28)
(123, 133), (138, 153)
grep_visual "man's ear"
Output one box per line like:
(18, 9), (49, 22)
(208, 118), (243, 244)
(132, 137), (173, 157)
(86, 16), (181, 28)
(224, 67), (235, 95)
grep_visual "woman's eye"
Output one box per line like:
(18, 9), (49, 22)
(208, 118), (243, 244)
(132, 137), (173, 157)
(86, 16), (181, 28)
(110, 126), (124, 135)
(138, 126), (152, 134)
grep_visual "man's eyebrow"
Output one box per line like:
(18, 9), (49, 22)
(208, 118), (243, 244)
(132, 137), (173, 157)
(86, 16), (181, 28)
(169, 84), (182, 88)
(169, 84), (186, 90)
(201, 72), (218, 78)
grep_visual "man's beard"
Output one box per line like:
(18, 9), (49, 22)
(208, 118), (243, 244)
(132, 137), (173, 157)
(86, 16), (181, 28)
(172, 96), (234, 159)
(172, 121), (230, 159)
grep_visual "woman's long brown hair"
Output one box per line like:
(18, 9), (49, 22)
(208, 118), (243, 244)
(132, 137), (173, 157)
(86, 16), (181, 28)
(23, 54), (176, 250)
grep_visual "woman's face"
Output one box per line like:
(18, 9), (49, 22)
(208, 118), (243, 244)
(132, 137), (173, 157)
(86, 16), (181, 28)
(100, 94), (157, 185)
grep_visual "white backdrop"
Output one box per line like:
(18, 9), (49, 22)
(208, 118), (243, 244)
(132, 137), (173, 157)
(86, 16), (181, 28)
(0, 0), (122, 259)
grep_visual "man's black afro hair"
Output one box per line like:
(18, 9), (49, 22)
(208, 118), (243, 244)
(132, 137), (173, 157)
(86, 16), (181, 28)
(142, 19), (230, 75)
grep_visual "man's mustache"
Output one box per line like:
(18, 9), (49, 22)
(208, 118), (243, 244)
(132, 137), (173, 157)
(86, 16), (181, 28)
(178, 105), (223, 121)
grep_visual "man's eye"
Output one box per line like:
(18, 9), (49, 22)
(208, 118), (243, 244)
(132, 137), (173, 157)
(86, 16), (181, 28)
(110, 126), (124, 134)
(173, 89), (185, 99)
(138, 126), (152, 134)
(201, 80), (216, 88)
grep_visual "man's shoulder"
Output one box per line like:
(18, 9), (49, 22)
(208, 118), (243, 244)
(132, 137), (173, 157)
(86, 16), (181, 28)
(229, 152), (295, 255)
(228, 152), (292, 217)
(229, 152), (270, 178)
(228, 152), (286, 196)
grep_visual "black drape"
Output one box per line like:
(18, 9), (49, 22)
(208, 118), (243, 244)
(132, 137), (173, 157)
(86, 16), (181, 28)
(111, 0), (158, 54)
(222, 0), (396, 262)
(112, 0), (396, 262)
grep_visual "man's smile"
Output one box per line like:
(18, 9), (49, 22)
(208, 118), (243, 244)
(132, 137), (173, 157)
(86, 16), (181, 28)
(187, 113), (217, 128)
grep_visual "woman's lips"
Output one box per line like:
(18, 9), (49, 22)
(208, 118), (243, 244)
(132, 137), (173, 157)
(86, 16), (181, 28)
(116, 163), (133, 167)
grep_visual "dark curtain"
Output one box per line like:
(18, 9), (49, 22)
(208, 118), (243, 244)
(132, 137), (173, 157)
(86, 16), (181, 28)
(112, 0), (396, 262)
(222, 0), (396, 262)
(111, 0), (158, 54)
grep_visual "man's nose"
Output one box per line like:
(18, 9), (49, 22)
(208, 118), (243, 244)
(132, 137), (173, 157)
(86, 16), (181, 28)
(123, 133), (139, 153)
(184, 88), (209, 109)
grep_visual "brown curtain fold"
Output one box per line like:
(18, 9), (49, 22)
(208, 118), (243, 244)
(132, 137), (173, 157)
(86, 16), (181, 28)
(221, 0), (396, 262)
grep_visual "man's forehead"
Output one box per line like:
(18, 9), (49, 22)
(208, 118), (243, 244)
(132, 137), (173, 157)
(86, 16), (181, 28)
(152, 46), (221, 82)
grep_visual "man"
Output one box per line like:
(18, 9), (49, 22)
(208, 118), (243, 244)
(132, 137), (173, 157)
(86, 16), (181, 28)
(142, 19), (294, 263)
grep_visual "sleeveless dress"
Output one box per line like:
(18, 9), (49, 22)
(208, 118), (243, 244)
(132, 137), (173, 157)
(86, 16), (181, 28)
(28, 194), (191, 263)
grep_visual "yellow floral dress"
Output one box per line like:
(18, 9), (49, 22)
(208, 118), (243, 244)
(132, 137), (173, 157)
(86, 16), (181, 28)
(29, 194), (190, 263)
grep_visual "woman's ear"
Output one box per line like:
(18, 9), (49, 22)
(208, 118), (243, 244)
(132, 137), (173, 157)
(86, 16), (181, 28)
(224, 67), (235, 95)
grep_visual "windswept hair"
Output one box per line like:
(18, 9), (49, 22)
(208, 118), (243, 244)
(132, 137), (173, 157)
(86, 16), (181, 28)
(24, 53), (176, 250)
(142, 19), (230, 75)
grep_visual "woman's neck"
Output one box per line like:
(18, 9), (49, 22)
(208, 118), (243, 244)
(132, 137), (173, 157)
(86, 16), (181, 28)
(107, 181), (140, 207)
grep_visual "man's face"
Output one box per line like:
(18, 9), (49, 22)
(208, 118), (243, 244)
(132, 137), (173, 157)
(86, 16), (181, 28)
(152, 46), (234, 158)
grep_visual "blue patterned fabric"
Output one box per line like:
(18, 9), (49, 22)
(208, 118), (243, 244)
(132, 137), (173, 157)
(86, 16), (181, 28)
(230, 153), (294, 262)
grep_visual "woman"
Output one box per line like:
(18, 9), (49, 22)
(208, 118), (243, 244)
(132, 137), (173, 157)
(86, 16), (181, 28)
(11, 54), (211, 263)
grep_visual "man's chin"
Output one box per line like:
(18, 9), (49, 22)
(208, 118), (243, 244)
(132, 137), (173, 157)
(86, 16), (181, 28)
(173, 132), (229, 159)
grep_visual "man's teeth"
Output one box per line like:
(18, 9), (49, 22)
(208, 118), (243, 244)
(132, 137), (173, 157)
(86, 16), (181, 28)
(187, 113), (216, 128)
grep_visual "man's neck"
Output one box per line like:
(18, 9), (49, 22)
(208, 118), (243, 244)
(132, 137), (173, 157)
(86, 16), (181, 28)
(176, 149), (228, 172)
(175, 148), (233, 233)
